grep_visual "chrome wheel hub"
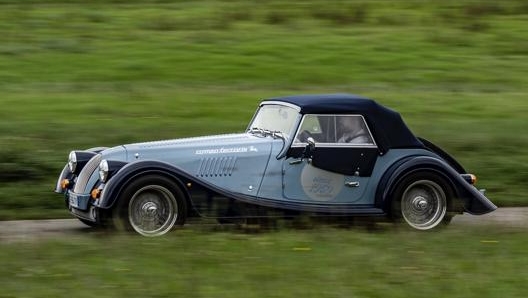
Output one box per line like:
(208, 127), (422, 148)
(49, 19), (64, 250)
(142, 202), (158, 217)
(401, 180), (447, 230)
(128, 185), (178, 237)
(412, 196), (428, 210)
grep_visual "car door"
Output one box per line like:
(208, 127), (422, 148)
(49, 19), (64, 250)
(282, 114), (379, 205)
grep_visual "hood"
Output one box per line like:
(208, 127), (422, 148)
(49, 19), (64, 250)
(120, 133), (274, 164)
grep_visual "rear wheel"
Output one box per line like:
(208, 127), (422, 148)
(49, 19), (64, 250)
(392, 172), (452, 230)
(113, 175), (186, 236)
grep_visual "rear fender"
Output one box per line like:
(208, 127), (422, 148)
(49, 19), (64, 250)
(376, 155), (496, 215)
(418, 137), (466, 173)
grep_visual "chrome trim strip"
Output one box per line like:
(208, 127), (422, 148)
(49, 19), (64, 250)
(259, 100), (301, 112)
(291, 143), (378, 149)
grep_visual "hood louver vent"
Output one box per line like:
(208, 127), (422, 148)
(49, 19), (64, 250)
(197, 157), (237, 178)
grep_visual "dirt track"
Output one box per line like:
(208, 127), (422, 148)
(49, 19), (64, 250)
(1, 207), (526, 243)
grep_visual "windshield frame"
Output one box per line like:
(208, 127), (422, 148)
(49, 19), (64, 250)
(246, 101), (302, 141)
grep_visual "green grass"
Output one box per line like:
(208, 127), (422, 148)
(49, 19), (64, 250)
(0, 0), (527, 219)
(1, 225), (527, 297)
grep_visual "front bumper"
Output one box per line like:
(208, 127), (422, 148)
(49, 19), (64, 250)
(65, 190), (98, 222)
(66, 190), (91, 210)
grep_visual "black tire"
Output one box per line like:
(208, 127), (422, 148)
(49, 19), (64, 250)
(113, 175), (187, 236)
(391, 172), (453, 230)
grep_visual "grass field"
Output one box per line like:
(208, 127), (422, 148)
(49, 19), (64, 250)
(0, 0), (527, 219)
(1, 224), (527, 297)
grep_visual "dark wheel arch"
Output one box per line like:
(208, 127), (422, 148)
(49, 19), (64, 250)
(377, 155), (495, 215)
(417, 138), (466, 174)
(99, 161), (194, 211)
(390, 171), (454, 230)
(375, 156), (461, 214)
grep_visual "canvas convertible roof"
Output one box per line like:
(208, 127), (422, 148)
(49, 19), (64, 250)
(264, 93), (424, 152)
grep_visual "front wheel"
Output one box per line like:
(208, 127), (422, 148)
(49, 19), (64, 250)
(114, 175), (187, 236)
(392, 172), (452, 230)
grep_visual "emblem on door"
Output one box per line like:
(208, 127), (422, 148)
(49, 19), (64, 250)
(300, 164), (344, 201)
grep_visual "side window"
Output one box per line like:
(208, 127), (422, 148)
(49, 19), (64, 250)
(335, 115), (374, 145)
(293, 115), (324, 144)
(293, 115), (375, 146)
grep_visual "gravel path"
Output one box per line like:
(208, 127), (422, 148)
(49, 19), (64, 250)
(450, 207), (528, 229)
(1, 208), (526, 243)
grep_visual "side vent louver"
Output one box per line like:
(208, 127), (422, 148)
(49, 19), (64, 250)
(197, 157), (237, 177)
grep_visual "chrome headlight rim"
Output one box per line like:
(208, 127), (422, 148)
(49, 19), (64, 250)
(68, 151), (77, 173)
(99, 159), (109, 183)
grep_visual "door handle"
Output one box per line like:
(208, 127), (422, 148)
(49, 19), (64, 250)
(345, 181), (360, 187)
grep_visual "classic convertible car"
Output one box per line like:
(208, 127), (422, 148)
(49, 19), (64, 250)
(55, 94), (496, 236)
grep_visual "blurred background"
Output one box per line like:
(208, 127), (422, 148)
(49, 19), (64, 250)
(1, 0), (527, 220)
(1, 1), (527, 297)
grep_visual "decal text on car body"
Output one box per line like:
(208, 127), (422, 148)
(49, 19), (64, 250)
(195, 146), (258, 155)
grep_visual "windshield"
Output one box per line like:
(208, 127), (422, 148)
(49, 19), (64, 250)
(248, 104), (300, 138)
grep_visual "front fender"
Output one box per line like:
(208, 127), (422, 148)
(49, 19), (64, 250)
(55, 164), (73, 194)
(376, 155), (497, 215)
(98, 160), (192, 210)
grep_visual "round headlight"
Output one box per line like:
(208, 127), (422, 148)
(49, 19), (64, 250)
(99, 159), (109, 183)
(67, 151), (77, 173)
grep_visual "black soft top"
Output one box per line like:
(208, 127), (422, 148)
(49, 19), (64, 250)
(265, 93), (424, 152)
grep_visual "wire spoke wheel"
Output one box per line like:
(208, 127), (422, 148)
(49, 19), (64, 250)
(114, 175), (186, 237)
(400, 180), (447, 230)
(128, 185), (179, 237)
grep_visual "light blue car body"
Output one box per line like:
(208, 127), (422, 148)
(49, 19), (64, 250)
(56, 94), (496, 231)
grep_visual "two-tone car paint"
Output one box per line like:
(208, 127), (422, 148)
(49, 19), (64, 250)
(56, 94), (496, 235)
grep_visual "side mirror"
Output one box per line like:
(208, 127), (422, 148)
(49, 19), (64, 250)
(303, 137), (316, 160)
(306, 137), (315, 151)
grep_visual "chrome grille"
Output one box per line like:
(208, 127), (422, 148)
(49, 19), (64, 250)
(74, 154), (102, 193)
(197, 157), (237, 177)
